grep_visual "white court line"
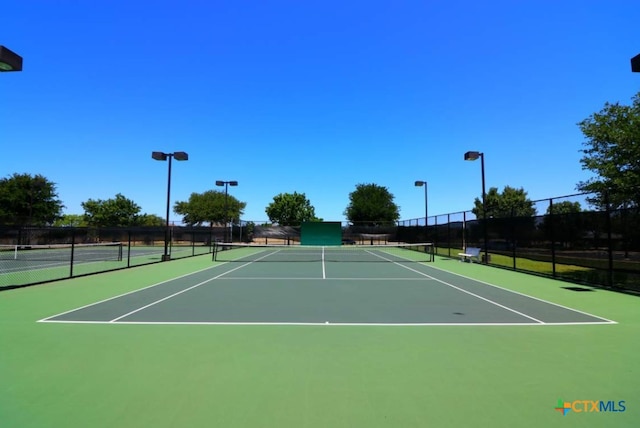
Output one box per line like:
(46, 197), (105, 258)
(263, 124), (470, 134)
(425, 263), (617, 324)
(39, 320), (615, 326)
(212, 277), (436, 281)
(365, 248), (616, 325)
(365, 250), (545, 324)
(38, 247), (617, 327)
(108, 251), (279, 322)
(38, 263), (226, 322)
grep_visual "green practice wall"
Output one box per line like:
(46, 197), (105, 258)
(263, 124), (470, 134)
(300, 222), (342, 246)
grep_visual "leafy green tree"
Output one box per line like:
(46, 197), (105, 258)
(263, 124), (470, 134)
(265, 192), (319, 225)
(541, 201), (583, 248)
(577, 92), (640, 208)
(0, 173), (64, 226)
(546, 201), (582, 216)
(344, 183), (400, 225)
(471, 186), (536, 219)
(81, 193), (142, 227)
(53, 214), (87, 227)
(174, 190), (246, 226)
(470, 186), (536, 248)
(136, 213), (166, 226)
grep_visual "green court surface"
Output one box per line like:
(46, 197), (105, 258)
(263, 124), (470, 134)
(1, 249), (638, 427)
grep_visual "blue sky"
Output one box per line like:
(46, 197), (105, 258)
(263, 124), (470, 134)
(3, 0), (639, 224)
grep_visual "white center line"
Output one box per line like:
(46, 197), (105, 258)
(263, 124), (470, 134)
(322, 246), (326, 279)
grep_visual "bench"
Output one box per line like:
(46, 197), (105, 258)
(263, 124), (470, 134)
(458, 247), (481, 263)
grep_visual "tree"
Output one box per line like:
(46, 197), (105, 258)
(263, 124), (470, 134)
(541, 201), (583, 248)
(0, 173), (64, 226)
(344, 183), (400, 225)
(136, 213), (166, 227)
(265, 192), (319, 225)
(174, 190), (246, 226)
(53, 214), (87, 227)
(471, 186), (536, 219)
(81, 193), (142, 227)
(471, 186), (536, 248)
(577, 92), (640, 209)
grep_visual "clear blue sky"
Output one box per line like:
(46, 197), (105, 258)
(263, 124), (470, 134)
(3, 0), (639, 224)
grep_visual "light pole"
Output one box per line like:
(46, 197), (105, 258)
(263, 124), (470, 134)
(216, 180), (238, 243)
(0, 46), (23, 72)
(464, 151), (489, 263)
(152, 151), (188, 261)
(414, 180), (428, 226)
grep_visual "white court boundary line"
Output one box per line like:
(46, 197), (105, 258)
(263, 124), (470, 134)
(39, 248), (285, 323)
(39, 320), (614, 326)
(365, 250), (544, 323)
(366, 247), (616, 325)
(38, 247), (617, 326)
(425, 261), (617, 324)
(108, 260), (267, 322)
(38, 260), (241, 322)
(211, 277), (437, 281)
(106, 250), (282, 322)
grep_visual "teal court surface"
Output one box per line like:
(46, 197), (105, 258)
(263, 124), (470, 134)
(40, 245), (614, 326)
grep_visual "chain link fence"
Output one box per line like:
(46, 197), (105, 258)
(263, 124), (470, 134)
(3, 193), (639, 294)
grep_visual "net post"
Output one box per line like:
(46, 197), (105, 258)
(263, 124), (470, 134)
(69, 229), (75, 278)
(127, 231), (132, 266)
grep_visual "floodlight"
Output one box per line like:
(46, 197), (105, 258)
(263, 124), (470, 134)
(151, 151), (189, 260)
(152, 151), (167, 161)
(632, 54), (640, 72)
(0, 46), (22, 72)
(464, 151), (481, 161)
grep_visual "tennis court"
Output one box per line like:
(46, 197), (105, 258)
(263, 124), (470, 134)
(2, 246), (638, 428)
(40, 244), (612, 326)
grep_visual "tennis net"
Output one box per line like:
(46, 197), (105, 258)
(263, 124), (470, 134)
(213, 242), (434, 263)
(0, 242), (123, 262)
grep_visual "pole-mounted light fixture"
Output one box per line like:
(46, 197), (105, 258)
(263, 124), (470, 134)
(216, 180), (238, 243)
(632, 53), (640, 73)
(414, 180), (428, 226)
(152, 151), (189, 261)
(0, 46), (23, 72)
(464, 151), (489, 264)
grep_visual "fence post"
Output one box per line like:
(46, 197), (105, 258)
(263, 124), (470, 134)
(434, 215), (438, 255)
(511, 206), (516, 270)
(605, 192), (614, 287)
(550, 198), (556, 277)
(69, 228), (76, 278)
(462, 211), (466, 251)
(447, 213), (451, 257)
